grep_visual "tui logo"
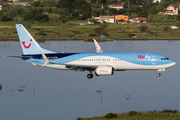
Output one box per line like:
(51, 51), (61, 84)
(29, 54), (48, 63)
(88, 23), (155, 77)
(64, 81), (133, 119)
(22, 39), (32, 49)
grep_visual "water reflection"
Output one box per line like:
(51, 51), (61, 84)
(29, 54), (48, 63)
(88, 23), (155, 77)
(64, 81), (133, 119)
(0, 40), (180, 120)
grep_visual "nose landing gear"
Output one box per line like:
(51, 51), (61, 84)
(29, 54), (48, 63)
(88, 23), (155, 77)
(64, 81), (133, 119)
(157, 69), (165, 77)
(157, 73), (161, 77)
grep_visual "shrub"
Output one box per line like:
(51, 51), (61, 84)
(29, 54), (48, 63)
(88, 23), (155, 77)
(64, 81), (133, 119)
(105, 113), (117, 118)
(129, 111), (137, 116)
(76, 117), (82, 120)
(1, 15), (13, 21)
(161, 109), (178, 113)
(89, 33), (97, 37)
(23, 8), (49, 22)
(138, 25), (148, 33)
(164, 26), (170, 31)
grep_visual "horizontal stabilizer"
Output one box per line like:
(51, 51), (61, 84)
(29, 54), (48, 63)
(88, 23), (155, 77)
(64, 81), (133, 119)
(4, 55), (32, 58)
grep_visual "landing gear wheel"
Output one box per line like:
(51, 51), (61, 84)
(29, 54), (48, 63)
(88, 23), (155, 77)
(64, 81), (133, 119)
(87, 74), (93, 79)
(157, 73), (161, 77)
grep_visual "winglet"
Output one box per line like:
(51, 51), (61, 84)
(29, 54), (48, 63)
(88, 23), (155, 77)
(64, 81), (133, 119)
(93, 39), (103, 53)
(40, 51), (50, 67)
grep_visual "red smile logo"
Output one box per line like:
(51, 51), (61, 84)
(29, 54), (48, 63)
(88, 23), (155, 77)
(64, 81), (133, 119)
(22, 39), (32, 49)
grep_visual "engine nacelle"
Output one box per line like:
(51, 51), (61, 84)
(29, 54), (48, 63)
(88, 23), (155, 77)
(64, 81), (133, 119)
(95, 66), (114, 76)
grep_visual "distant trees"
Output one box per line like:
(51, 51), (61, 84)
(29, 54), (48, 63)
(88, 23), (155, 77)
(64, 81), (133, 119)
(148, 6), (158, 15)
(108, 8), (118, 15)
(90, 0), (106, 4)
(1, 15), (13, 21)
(138, 10), (148, 17)
(1, 0), (180, 22)
(56, 0), (92, 20)
(24, 8), (49, 22)
(32, 1), (40, 7)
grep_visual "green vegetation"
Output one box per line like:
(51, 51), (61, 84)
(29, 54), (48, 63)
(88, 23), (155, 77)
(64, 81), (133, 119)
(76, 110), (180, 120)
(1, 0), (180, 23)
(1, 0), (180, 41)
(1, 21), (180, 41)
(104, 113), (117, 118)
(129, 111), (138, 116)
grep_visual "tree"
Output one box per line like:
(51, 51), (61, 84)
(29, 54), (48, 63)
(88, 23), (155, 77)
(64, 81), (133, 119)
(82, 10), (91, 20)
(56, 0), (74, 8)
(107, 0), (117, 4)
(136, 0), (144, 5)
(1, 15), (13, 21)
(119, 9), (127, 14)
(129, 5), (141, 13)
(90, 0), (106, 4)
(32, 1), (40, 7)
(90, 0), (97, 4)
(24, 8), (49, 22)
(148, 6), (158, 15)
(56, 0), (91, 18)
(108, 8), (118, 15)
(99, 0), (106, 4)
(138, 10), (148, 17)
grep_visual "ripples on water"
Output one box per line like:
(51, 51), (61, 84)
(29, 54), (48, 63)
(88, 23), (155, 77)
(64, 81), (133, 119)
(0, 40), (179, 120)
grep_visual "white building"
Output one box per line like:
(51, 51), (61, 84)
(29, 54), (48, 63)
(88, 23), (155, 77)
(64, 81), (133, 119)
(109, 3), (124, 10)
(92, 16), (116, 24)
(9, 0), (18, 2)
(165, 4), (180, 15)
(153, 0), (163, 3)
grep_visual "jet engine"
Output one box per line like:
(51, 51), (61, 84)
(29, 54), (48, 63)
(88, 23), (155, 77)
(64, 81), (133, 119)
(95, 66), (114, 75)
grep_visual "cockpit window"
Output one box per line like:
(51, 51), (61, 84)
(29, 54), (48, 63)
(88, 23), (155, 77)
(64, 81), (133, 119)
(161, 58), (169, 60)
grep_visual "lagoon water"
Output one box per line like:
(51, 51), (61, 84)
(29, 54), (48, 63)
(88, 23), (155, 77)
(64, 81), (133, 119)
(0, 40), (180, 120)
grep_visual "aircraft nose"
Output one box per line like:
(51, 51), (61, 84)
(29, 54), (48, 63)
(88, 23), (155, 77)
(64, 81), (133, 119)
(170, 61), (176, 67)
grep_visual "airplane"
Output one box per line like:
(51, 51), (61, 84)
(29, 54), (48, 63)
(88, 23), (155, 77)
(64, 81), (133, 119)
(13, 24), (175, 79)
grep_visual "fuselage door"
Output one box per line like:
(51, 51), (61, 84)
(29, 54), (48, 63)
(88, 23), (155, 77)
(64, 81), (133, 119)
(152, 56), (156, 65)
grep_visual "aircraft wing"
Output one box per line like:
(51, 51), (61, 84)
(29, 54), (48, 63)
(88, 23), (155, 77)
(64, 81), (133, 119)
(40, 51), (97, 71)
(65, 64), (97, 72)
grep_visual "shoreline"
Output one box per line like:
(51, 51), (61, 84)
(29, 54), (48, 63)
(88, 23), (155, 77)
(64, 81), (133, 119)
(0, 38), (179, 41)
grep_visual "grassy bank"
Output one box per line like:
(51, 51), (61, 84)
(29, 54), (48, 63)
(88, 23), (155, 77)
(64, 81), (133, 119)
(0, 21), (180, 41)
(77, 110), (180, 120)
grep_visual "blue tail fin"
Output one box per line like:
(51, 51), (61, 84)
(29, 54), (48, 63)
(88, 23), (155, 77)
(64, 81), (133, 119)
(16, 24), (55, 55)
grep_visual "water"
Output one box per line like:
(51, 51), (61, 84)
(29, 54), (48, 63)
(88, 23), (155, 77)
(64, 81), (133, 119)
(0, 40), (179, 120)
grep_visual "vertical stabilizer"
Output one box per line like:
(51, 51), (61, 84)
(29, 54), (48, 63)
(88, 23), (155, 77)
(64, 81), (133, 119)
(16, 24), (55, 55)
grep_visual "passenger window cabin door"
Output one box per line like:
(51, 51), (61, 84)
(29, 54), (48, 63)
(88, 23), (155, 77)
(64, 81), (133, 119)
(152, 56), (156, 65)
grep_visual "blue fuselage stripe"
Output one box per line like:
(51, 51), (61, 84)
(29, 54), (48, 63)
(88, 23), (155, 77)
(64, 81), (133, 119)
(22, 52), (175, 66)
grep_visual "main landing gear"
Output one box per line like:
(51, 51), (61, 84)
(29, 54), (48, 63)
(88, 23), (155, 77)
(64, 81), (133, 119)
(87, 71), (93, 79)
